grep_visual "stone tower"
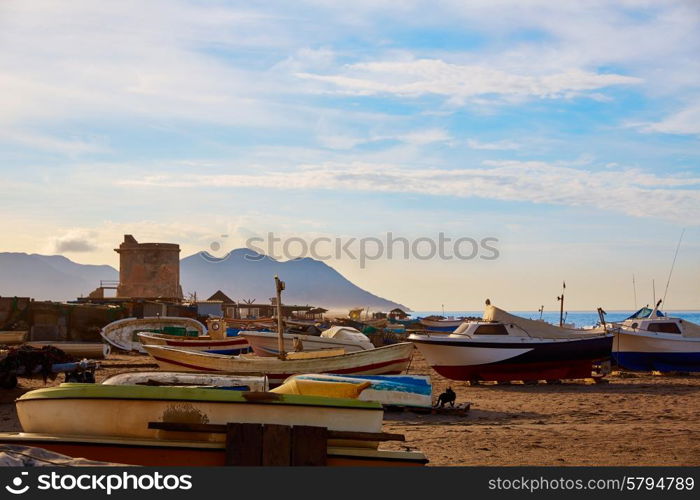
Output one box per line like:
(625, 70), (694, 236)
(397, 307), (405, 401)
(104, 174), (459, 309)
(115, 235), (183, 300)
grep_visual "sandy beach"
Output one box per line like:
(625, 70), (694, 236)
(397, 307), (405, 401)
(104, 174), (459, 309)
(1, 350), (698, 466)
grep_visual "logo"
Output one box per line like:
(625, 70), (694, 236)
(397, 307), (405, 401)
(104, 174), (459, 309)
(5, 472), (29, 495)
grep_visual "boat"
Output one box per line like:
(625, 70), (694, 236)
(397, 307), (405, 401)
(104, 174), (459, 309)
(285, 374), (432, 408)
(0, 331), (28, 345)
(100, 317), (207, 353)
(0, 433), (427, 467)
(137, 332), (250, 355)
(102, 372), (269, 391)
(239, 326), (374, 357)
(142, 342), (415, 386)
(418, 318), (465, 332)
(409, 303), (612, 382)
(16, 383), (384, 442)
(610, 303), (700, 372)
(25, 342), (110, 359)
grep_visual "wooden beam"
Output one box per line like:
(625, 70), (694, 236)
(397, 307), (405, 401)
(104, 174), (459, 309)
(291, 425), (327, 466)
(226, 423), (262, 466)
(262, 424), (292, 466)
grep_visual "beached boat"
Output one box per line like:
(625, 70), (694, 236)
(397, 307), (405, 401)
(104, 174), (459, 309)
(102, 372), (269, 391)
(240, 326), (374, 357)
(610, 304), (700, 372)
(26, 342), (109, 359)
(143, 343), (415, 386)
(16, 383), (384, 443)
(409, 303), (612, 382)
(137, 332), (250, 355)
(418, 318), (464, 332)
(286, 374), (432, 408)
(100, 317), (207, 353)
(0, 433), (427, 467)
(0, 331), (28, 345)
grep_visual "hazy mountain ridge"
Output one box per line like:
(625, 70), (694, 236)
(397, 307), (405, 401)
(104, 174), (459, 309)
(0, 250), (408, 310)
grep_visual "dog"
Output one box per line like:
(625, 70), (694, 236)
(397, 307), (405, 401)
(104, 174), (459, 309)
(435, 387), (456, 408)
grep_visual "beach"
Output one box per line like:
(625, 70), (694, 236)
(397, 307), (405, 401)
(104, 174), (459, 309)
(1, 350), (698, 466)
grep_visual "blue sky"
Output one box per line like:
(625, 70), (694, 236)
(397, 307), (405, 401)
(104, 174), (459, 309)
(1, 0), (699, 310)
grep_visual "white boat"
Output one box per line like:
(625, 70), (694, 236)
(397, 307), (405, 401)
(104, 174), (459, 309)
(142, 342), (415, 386)
(239, 326), (374, 357)
(610, 303), (700, 372)
(409, 303), (612, 382)
(286, 374), (432, 408)
(100, 317), (207, 353)
(102, 371), (269, 391)
(137, 332), (250, 355)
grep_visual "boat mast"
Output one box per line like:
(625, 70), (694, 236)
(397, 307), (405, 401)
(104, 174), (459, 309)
(662, 228), (685, 307)
(632, 274), (637, 310)
(557, 281), (566, 327)
(274, 275), (286, 360)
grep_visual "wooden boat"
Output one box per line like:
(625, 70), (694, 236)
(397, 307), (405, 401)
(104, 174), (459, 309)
(286, 374), (432, 408)
(25, 342), (109, 359)
(239, 326), (374, 357)
(143, 342), (415, 386)
(16, 383), (384, 443)
(611, 303), (700, 372)
(100, 317), (207, 353)
(102, 372), (269, 391)
(0, 331), (28, 345)
(0, 433), (427, 467)
(409, 303), (612, 382)
(137, 332), (250, 355)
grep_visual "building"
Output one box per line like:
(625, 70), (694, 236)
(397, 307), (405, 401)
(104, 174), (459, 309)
(115, 234), (183, 300)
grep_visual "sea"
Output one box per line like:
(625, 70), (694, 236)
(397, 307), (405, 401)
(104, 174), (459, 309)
(411, 310), (700, 328)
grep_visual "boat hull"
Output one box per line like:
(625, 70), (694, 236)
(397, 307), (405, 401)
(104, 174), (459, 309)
(0, 433), (427, 467)
(0, 331), (28, 345)
(411, 335), (612, 382)
(239, 331), (369, 357)
(613, 331), (700, 372)
(138, 333), (250, 355)
(17, 385), (383, 442)
(100, 317), (207, 353)
(143, 343), (415, 386)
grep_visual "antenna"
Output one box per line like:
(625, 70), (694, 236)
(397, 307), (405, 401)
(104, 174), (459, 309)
(662, 229), (685, 307)
(632, 274), (637, 310)
(652, 279), (656, 305)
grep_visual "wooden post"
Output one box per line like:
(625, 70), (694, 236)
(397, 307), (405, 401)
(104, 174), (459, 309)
(291, 425), (327, 466)
(262, 424), (292, 466)
(557, 281), (566, 327)
(225, 423), (263, 466)
(274, 275), (286, 360)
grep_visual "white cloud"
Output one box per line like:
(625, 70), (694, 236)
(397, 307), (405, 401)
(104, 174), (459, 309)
(118, 160), (700, 224)
(467, 139), (521, 151)
(640, 101), (700, 136)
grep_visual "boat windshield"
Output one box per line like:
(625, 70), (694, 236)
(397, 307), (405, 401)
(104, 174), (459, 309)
(626, 307), (665, 320)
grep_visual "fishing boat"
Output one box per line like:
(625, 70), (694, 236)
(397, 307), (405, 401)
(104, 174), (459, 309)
(409, 302), (612, 382)
(285, 374), (432, 408)
(0, 331), (28, 345)
(142, 342), (415, 386)
(100, 317), (207, 353)
(16, 383), (384, 442)
(102, 372), (269, 391)
(137, 332), (250, 355)
(610, 302), (700, 372)
(418, 318), (464, 332)
(26, 342), (110, 359)
(0, 433), (427, 467)
(239, 326), (374, 357)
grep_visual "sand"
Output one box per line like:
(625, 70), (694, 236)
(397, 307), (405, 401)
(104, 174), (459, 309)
(1, 351), (698, 466)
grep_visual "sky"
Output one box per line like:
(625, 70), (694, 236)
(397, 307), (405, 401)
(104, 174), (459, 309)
(1, 0), (699, 311)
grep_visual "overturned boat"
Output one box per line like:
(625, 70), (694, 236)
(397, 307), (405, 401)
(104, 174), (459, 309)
(409, 302), (612, 382)
(100, 317), (207, 353)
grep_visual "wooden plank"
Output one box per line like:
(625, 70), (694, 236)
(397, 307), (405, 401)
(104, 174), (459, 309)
(226, 423), (262, 466)
(291, 425), (327, 466)
(147, 422), (405, 442)
(262, 424), (292, 466)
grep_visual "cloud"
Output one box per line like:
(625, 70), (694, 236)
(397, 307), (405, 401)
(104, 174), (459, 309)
(639, 101), (700, 136)
(297, 59), (642, 104)
(53, 231), (99, 253)
(118, 160), (700, 224)
(467, 139), (521, 151)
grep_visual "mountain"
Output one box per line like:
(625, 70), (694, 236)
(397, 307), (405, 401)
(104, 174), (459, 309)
(0, 250), (408, 311)
(180, 249), (408, 311)
(0, 253), (118, 301)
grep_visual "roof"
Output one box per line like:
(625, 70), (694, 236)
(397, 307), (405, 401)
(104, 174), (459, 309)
(207, 290), (235, 304)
